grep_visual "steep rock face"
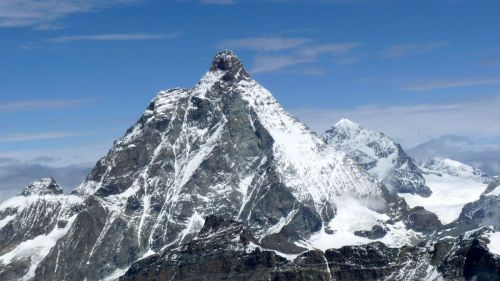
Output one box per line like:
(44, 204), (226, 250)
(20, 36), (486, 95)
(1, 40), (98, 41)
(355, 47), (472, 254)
(0, 178), (82, 280)
(438, 228), (500, 281)
(322, 119), (431, 197)
(483, 177), (500, 195)
(31, 51), (387, 280)
(458, 195), (500, 229)
(121, 216), (417, 281)
(122, 216), (500, 281)
(121, 215), (293, 281)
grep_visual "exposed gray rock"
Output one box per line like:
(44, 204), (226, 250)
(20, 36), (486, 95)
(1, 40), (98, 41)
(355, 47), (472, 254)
(20, 177), (62, 196)
(354, 224), (388, 239)
(458, 195), (500, 230)
(438, 228), (500, 281)
(122, 217), (500, 281)
(407, 206), (442, 233)
(484, 177), (500, 195)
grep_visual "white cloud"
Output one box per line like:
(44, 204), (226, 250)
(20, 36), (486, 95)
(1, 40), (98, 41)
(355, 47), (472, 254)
(247, 42), (360, 73)
(216, 35), (361, 74)
(252, 55), (314, 73)
(0, 131), (93, 143)
(0, 0), (139, 29)
(217, 37), (312, 52)
(0, 144), (108, 167)
(291, 97), (500, 147)
(50, 32), (179, 43)
(381, 41), (448, 58)
(301, 68), (328, 76)
(298, 43), (360, 58)
(402, 77), (500, 91)
(0, 99), (93, 112)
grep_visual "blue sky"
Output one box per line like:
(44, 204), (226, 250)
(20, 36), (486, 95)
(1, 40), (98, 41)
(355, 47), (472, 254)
(0, 0), (500, 198)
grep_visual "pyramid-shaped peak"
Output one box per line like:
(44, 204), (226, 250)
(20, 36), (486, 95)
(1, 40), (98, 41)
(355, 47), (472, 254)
(335, 118), (361, 130)
(209, 50), (250, 82)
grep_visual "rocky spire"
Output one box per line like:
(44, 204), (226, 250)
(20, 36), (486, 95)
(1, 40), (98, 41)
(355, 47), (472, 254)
(21, 177), (63, 196)
(209, 50), (250, 82)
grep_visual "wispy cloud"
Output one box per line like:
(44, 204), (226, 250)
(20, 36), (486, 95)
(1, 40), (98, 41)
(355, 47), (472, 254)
(0, 131), (93, 143)
(252, 55), (314, 73)
(0, 99), (93, 112)
(298, 43), (360, 58)
(381, 41), (449, 58)
(292, 96), (500, 147)
(251, 43), (360, 73)
(217, 37), (312, 52)
(301, 68), (328, 76)
(402, 76), (500, 91)
(0, 0), (140, 29)
(50, 32), (179, 43)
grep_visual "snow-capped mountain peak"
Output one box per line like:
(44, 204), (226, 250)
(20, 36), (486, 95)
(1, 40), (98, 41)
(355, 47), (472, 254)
(334, 118), (361, 131)
(20, 177), (63, 196)
(422, 157), (490, 183)
(323, 118), (431, 197)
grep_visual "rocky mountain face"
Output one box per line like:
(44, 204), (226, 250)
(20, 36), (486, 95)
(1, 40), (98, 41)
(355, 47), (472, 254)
(0, 179), (83, 280)
(0, 51), (499, 281)
(121, 216), (500, 281)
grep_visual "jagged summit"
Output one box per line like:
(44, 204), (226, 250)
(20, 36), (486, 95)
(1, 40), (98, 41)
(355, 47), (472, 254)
(209, 50), (250, 82)
(20, 177), (63, 196)
(323, 119), (432, 196)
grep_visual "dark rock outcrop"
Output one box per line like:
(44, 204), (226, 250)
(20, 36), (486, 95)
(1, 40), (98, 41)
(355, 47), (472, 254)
(407, 206), (442, 233)
(122, 220), (500, 281)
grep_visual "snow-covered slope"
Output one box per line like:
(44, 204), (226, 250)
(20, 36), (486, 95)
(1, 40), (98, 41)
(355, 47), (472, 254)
(400, 158), (491, 225)
(0, 178), (83, 280)
(323, 118), (431, 196)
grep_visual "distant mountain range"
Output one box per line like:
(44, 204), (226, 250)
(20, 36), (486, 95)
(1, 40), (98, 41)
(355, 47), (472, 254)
(408, 134), (500, 176)
(0, 51), (499, 281)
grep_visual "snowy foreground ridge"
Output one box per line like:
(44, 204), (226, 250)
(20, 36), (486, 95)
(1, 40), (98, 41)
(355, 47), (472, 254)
(0, 51), (500, 281)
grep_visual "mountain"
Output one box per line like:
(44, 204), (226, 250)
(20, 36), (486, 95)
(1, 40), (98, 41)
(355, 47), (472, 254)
(408, 134), (500, 176)
(0, 51), (499, 281)
(0, 178), (83, 281)
(322, 119), (431, 196)
(321, 120), (496, 227)
(0, 51), (397, 280)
